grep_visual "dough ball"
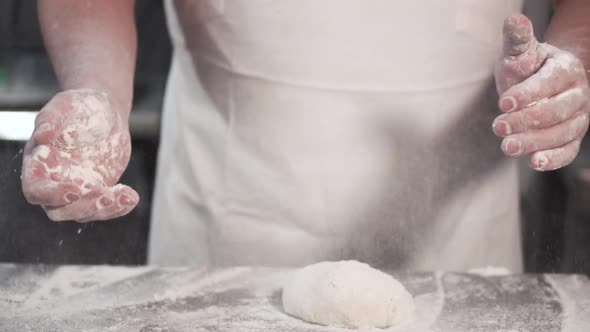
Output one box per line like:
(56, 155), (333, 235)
(282, 260), (415, 329)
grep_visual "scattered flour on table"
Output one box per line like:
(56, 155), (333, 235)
(20, 266), (154, 310)
(545, 274), (590, 332)
(5, 266), (442, 332)
(13, 266), (572, 332)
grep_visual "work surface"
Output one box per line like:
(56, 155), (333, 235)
(0, 264), (589, 332)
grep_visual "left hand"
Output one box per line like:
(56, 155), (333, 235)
(494, 14), (590, 171)
(21, 89), (139, 222)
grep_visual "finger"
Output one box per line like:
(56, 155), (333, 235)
(32, 123), (55, 146)
(501, 111), (589, 156)
(22, 152), (48, 185)
(23, 180), (82, 206)
(502, 14), (537, 57)
(499, 51), (585, 113)
(44, 188), (114, 222)
(78, 184), (139, 222)
(23, 135), (36, 155)
(22, 144), (75, 186)
(493, 87), (588, 137)
(44, 184), (138, 222)
(529, 138), (583, 171)
(33, 100), (66, 145)
(22, 145), (61, 182)
(21, 145), (81, 206)
(495, 14), (548, 94)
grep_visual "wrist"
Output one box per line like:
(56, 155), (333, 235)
(61, 87), (132, 124)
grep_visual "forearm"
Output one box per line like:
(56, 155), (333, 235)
(546, 0), (590, 73)
(38, 0), (137, 118)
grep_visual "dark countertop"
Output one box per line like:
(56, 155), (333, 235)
(1, 264), (589, 331)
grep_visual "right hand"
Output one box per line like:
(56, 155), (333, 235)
(21, 89), (139, 222)
(493, 14), (590, 171)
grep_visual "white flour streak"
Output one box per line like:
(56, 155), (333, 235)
(544, 275), (590, 332)
(526, 97), (549, 108)
(34, 145), (51, 159)
(153, 267), (252, 302)
(68, 165), (104, 194)
(421, 271), (445, 329)
(66, 92), (112, 147)
(468, 266), (511, 277)
(21, 266), (154, 310)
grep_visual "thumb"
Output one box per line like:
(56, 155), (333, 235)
(502, 14), (537, 57)
(30, 93), (74, 146)
(496, 14), (548, 94)
(31, 108), (61, 145)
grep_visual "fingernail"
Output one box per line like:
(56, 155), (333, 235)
(534, 153), (549, 171)
(502, 138), (523, 156)
(119, 195), (134, 206)
(64, 192), (80, 203)
(33, 123), (53, 143)
(36, 122), (52, 133)
(98, 196), (114, 207)
(493, 120), (512, 136)
(500, 96), (518, 112)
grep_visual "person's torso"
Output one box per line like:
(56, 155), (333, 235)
(159, 0), (528, 270)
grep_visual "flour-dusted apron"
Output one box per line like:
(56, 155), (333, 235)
(149, 0), (528, 271)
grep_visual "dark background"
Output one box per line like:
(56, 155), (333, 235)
(0, 1), (590, 274)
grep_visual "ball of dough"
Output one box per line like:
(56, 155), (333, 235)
(282, 260), (415, 329)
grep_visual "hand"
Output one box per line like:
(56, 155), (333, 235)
(21, 89), (139, 222)
(494, 14), (590, 171)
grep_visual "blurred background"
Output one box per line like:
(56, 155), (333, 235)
(0, 0), (589, 274)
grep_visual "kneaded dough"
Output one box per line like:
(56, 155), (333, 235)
(282, 260), (415, 329)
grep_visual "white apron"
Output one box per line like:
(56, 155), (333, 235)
(149, 0), (529, 271)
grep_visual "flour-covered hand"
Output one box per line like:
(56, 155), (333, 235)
(21, 89), (139, 222)
(493, 14), (590, 171)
